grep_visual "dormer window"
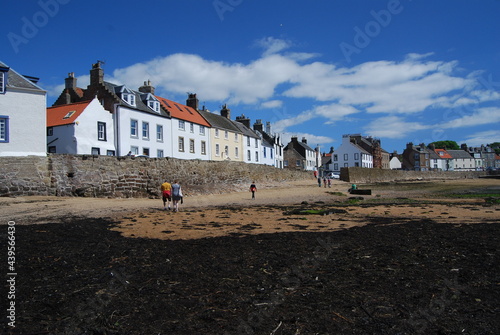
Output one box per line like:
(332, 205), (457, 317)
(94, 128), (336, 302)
(140, 93), (160, 113)
(122, 93), (136, 106)
(148, 100), (160, 112)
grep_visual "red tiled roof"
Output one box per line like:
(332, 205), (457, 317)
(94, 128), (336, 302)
(47, 100), (91, 127)
(156, 96), (211, 127)
(434, 148), (453, 159)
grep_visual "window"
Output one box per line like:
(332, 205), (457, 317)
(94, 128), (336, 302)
(107, 150), (115, 156)
(47, 127), (53, 136)
(142, 148), (150, 156)
(0, 116), (9, 142)
(355, 162), (359, 167)
(270, 149), (273, 159)
(63, 111), (75, 119)
(296, 160), (301, 167)
(344, 153), (348, 161)
(130, 146), (139, 155)
(263, 147), (267, 158)
(216, 144), (220, 156)
(48, 146), (56, 153)
(156, 125), (163, 142)
(130, 119), (138, 137)
(200, 126), (205, 136)
(354, 153), (359, 160)
(91, 147), (100, 155)
(255, 151), (259, 162)
(215, 129), (219, 138)
(190, 139), (195, 153)
(178, 137), (184, 152)
(334, 163), (338, 170)
(247, 150), (251, 161)
(224, 145), (229, 157)
(333, 154), (338, 161)
(157, 149), (164, 158)
(0, 72), (5, 94)
(225, 130), (228, 139)
(247, 136), (250, 146)
(235, 133), (238, 142)
(179, 120), (185, 130)
(284, 160), (288, 167)
(255, 138), (258, 148)
(122, 93), (136, 106)
(97, 122), (106, 141)
(201, 141), (206, 155)
(148, 101), (159, 112)
(142, 122), (149, 139)
(235, 147), (239, 158)
(190, 123), (194, 133)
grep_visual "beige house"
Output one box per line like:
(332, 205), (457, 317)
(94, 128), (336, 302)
(199, 106), (244, 162)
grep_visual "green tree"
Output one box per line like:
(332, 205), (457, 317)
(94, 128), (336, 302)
(488, 142), (500, 155)
(429, 140), (460, 150)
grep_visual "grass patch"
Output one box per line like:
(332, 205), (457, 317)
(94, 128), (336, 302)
(327, 191), (346, 196)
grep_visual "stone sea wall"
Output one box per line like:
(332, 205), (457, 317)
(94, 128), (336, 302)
(342, 167), (489, 184)
(0, 154), (311, 198)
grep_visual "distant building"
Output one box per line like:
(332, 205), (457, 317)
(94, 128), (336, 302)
(447, 149), (476, 171)
(284, 136), (316, 171)
(432, 148), (454, 171)
(348, 134), (389, 169)
(389, 151), (402, 170)
(0, 60), (46, 156)
(330, 134), (373, 172)
(402, 143), (431, 171)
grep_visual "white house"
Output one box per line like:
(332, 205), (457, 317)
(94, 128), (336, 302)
(47, 97), (115, 155)
(234, 114), (262, 164)
(157, 93), (211, 160)
(331, 134), (373, 172)
(447, 150), (476, 171)
(0, 61), (46, 156)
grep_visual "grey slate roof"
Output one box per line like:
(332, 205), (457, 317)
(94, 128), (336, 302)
(0, 60), (44, 91)
(103, 81), (169, 117)
(447, 150), (474, 159)
(199, 110), (241, 133)
(232, 120), (259, 139)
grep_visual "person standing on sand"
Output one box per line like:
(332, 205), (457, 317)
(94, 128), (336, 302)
(161, 180), (172, 210)
(317, 177), (322, 187)
(171, 181), (182, 212)
(250, 182), (257, 199)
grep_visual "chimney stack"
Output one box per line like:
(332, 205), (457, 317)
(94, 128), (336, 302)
(220, 104), (231, 119)
(65, 72), (77, 89)
(139, 80), (155, 94)
(265, 121), (271, 134)
(302, 137), (307, 144)
(186, 93), (199, 110)
(90, 62), (104, 87)
(236, 114), (251, 128)
(253, 119), (263, 133)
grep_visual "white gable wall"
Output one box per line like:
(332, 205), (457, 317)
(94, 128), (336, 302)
(0, 87), (46, 156)
(74, 98), (115, 155)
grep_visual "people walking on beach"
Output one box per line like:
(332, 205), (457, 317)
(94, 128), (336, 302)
(161, 180), (172, 210)
(323, 177), (327, 188)
(250, 182), (257, 199)
(327, 177), (332, 188)
(171, 181), (182, 212)
(317, 177), (322, 187)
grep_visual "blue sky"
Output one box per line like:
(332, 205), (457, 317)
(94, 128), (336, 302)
(2, 0), (500, 153)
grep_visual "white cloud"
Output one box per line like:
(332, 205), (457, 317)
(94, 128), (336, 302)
(364, 116), (431, 139)
(260, 100), (283, 109)
(281, 132), (333, 147)
(440, 107), (500, 129)
(273, 103), (360, 132)
(461, 130), (500, 147)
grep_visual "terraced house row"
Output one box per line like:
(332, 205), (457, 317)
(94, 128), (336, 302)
(45, 62), (284, 168)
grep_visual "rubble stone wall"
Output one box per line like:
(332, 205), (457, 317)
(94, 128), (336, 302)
(342, 167), (489, 183)
(0, 154), (311, 198)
